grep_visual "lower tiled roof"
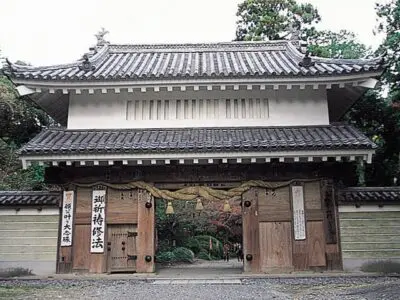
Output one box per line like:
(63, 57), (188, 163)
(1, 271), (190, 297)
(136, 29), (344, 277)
(0, 191), (60, 206)
(339, 187), (400, 203)
(19, 124), (375, 156)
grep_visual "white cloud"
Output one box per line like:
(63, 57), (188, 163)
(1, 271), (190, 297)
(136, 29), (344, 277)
(0, 0), (385, 66)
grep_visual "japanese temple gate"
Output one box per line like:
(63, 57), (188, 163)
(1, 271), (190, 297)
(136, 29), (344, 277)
(5, 30), (383, 273)
(54, 164), (342, 274)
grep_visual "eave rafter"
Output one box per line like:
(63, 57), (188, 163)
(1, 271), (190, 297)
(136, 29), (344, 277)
(14, 73), (380, 96)
(21, 149), (374, 169)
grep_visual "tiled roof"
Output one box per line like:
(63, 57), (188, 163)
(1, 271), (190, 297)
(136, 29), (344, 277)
(339, 187), (400, 204)
(19, 124), (375, 156)
(6, 41), (382, 82)
(0, 191), (60, 206)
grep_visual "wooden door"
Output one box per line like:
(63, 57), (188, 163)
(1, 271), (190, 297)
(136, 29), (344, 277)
(107, 224), (137, 273)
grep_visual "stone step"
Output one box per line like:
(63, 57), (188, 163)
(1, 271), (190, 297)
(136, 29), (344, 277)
(152, 279), (242, 285)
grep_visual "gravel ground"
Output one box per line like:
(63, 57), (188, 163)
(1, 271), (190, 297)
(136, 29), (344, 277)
(0, 276), (399, 300)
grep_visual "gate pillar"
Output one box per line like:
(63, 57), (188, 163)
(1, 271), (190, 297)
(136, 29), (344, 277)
(136, 190), (155, 273)
(242, 187), (261, 273)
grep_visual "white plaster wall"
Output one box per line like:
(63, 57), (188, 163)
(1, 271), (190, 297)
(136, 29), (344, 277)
(0, 207), (59, 275)
(67, 86), (329, 129)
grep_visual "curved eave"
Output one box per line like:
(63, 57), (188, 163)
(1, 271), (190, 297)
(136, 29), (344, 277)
(9, 71), (383, 90)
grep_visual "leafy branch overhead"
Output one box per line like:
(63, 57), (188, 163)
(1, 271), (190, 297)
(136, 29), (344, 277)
(235, 0), (321, 41)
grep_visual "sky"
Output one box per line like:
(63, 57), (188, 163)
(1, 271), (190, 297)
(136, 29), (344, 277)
(0, 0), (387, 66)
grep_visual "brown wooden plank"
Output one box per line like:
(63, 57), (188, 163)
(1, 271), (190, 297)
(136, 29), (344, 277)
(107, 189), (138, 224)
(74, 213), (91, 225)
(75, 188), (92, 225)
(258, 187), (290, 214)
(107, 213), (138, 224)
(89, 253), (106, 273)
(258, 211), (292, 222)
(304, 181), (322, 210)
(307, 221), (326, 267)
(259, 221), (293, 271)
(136, 190), (155, 273)
(242, 188), (260, 273)
(306, 210), (324, 221)
(258, 186), (291, 224)
(72, 224), (90, 270)
(58, 246), (72, 273)
(292, 240), (309, 271)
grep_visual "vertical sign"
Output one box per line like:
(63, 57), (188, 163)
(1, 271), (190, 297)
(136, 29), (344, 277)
(91, 190), (106, 253)
(60, 191), (74, 246)
(292, 185), (306, 240)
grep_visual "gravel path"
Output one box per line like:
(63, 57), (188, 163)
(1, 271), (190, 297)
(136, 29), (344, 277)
(1, 276), (399, 300)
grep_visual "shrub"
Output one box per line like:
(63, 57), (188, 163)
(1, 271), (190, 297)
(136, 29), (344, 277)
(360, 260), (400, 274)
(184, 238), (201, 254)
(197, 250), (211, 260)
(0, 268), (33, 278)
(192, 235), (223, 258)
(172, 247), (194, 263)
(156, 251), (175, 263)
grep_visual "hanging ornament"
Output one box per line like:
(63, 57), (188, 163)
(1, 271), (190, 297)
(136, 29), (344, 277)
(165, 201), (174, 215)
(195, 199), (204, 211)
(223, 200), (231, 212)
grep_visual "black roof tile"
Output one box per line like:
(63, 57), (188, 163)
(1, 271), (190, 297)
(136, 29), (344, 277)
(19, 124), (375, 156)
(339, 187), (400, 204)
(0, 191), (60, 206)
(6, 41), (383, 82)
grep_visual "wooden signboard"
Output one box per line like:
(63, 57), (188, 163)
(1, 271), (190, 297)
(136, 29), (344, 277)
(60, 191), (74, 247)
(90, 190), (106, 253)
(292, 186), (306, 240)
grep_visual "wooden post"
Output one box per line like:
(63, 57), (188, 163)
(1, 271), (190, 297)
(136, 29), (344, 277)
(136, 189), (155, 273)
(242, 187), (260, 273)
(57, 189), (75, 273)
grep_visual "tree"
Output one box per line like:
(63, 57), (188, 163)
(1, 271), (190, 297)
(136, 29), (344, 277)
(376, 0), (400, 107)
(308, 30), (371, 59)
(235, 0), (321, 41)
(369, 0), (400, 185)
(0, 53), (50, 190)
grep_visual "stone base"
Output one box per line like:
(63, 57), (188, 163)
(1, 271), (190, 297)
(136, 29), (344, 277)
(342, 257), (400, 272)
(0, 261), (56, 276)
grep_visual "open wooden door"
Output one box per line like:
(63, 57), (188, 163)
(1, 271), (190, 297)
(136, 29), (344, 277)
(107, 224), (138, 273)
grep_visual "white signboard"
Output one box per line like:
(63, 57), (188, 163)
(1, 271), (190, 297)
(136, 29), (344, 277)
(292, 186), (306, 240)
(90, 190), (106, 253)
(60, 191), (74, 246)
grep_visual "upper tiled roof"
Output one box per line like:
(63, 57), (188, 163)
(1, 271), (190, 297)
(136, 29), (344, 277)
(19, 124), (375, 156)
(0, 191), (60, 206)
(5, 41), (383, 82)
(339, 187), (400, 204)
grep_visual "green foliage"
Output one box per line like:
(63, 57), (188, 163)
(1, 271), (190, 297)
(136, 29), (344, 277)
(156, 247), (194, 264)
(156, 251), (176, 263)
(361, 260), (400, 274)
(197, 250), (212, 260)
(235, 0), (321, 41)
(172, 247), (194, 263)
(184, 237), (202, 254)
(308, 30), (371, 59)
(376, 0), (400, 105)
(192, 235), (223, 259)
(344, 0), (400, 185)
(346, 90), (400, 185)
(0, 74), (50, 191)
